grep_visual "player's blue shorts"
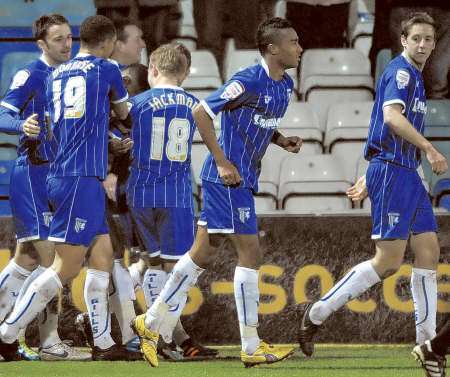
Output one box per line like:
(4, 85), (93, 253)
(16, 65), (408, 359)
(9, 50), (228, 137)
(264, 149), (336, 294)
(130, 206), (194, 260)
(198, 180), (257, 234)
(366, 160), (437, 240)
(47, 176), (108, 247)
(10, 161), (52, 242)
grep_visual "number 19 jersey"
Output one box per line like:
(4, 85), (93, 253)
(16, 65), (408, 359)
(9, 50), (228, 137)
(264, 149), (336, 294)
(126, 85), (199, 208)
(46, 53), (128, 179)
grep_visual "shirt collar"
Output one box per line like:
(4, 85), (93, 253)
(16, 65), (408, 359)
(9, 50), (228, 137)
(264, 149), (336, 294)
(39, 54), (51, 67)
(261, 58), (270, 76)
(75, 52), (91, 58)
(401, 51), (421, 73)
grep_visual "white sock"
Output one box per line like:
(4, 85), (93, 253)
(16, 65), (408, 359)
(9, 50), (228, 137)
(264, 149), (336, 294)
(0, 260), (31, 322)
(128, 263), (143, 291)
(145, 254), (204, 332)
(411, 268), (437, 343)
(109, 260), (136, 344)
(38, 296), (62, 348)
(309, 260), (381, 325)
(0, 268), (61, 343)
(173, 320), (190, 346)
(234, 266), (260, 354)
(84, 269), (114, 350)
(160, 295), (187, 344)
(142, 269), (168, 308)
(16, 266), (46, 303)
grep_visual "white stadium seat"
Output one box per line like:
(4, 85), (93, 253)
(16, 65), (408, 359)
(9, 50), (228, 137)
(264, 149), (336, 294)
(190, 143), (209, 187)
(279, 102), (323, 149)
(183, 50), (222, 90)
(331, 143), (366, 182)
(278, 154), (351, 210)
(324, 101), (373, 149)
(299, 49), (373, 129)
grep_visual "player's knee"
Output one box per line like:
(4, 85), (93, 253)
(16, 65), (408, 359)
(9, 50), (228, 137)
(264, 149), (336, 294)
(379, 268), (399, 279)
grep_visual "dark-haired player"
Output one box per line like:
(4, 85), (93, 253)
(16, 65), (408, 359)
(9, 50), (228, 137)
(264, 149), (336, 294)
(132, 17), (302, 368)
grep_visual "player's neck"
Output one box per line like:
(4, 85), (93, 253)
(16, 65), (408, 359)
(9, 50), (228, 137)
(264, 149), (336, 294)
(110, 53), (128, 66)
(78, 46), (107, 59)
(263, 56), (285, 81)
(152, 76), (180, 88)
(402, 51), (424, 71)
(41, 53), (59, 67)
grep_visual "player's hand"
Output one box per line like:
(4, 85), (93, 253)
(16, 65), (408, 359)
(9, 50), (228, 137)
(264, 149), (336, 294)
(103, 173), (118, 202)
(281, 136), (302, 153)
(426, 146), (448, 175)
(217, 158), (241, 186)
(22, 114), (40, 138)
(110, 137), (134, 155)
(346, 175), (368, 202)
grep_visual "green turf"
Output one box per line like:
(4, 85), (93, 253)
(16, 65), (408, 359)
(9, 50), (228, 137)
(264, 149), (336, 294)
(0, 344), (437, 377)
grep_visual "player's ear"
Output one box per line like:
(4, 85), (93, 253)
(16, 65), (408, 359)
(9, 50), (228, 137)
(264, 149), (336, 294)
(267, 43), (279, 55)
(36, 39), (46, 52)
(400, 34), (407, 49)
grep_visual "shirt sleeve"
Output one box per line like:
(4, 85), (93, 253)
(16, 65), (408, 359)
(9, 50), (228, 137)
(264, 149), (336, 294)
(201, 73), (252, 120)
(106, 62), (129, 104)
(0, 107), (23, 134)
(382, 67), (412, 113)
(1, 68), (35, 114)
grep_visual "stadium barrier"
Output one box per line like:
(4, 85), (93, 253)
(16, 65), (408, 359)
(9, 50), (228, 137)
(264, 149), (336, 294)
(0, 214), (449, 345)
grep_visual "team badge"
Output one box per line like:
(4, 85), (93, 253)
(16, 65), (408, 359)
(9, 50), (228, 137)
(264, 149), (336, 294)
(74, 217), (87, 233)
(395, 69), (410, 90)
(264, 95), (272, 104)
(238, 207), (251, 224)
(220, 81), (245, 100)
(10, 70), (30, 90)
(42, 212), (53, 227)
(388, 212), (400, 229)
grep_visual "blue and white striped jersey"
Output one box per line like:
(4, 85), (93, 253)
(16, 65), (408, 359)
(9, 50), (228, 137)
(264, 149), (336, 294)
(200, 59), (293, 191)
(47, 53), (128, 179)
(364, 53), (427, 169)
(0, 56), (58, 163)
(126, 85), (198, 208)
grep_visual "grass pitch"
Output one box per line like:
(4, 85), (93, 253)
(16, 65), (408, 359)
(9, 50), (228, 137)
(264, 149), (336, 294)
(0, 344), (436, 377)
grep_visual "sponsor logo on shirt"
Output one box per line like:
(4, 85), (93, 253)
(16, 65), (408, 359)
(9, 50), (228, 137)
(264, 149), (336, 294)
(74, 217), (87, 233)
(412, 98), (427, 114)
(253, 114), (281, 129)
(388, 212), (400, 229)
(238, 207), (251, 224)
(10, 70), (30, 90)
(220, 81), (245, 100)
(395, 69), (410, 90)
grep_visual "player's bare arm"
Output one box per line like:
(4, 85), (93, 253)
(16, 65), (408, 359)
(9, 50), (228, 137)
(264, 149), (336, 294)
(112, 101), (129, 120)
(383, 104), (448, 174)
(193, 104), (241, 185)
(271, 130), (302, 153)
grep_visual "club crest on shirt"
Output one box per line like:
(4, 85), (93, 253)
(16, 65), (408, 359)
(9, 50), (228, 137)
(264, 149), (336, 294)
(395, 69), (410, 90)
(220, 81), (245, 100)
(42, 212), (53, 227)
(264, 95), (272, 104)
(10, 70), (30, 90)
(238, 207), (251, 223)
(388, 212), (400, 229)
(74, 217), (87, 233)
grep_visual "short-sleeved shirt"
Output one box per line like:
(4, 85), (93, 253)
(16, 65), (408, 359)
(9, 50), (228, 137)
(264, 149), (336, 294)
(1, 56), (57, 162)
(47, 53), (128, 179)
(126, 85), (198, 208)
(364, 53), (427, 169)
(200, 59), (294, 191)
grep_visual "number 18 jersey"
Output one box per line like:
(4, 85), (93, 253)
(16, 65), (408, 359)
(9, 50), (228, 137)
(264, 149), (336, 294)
(126, 85), (199, 208)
